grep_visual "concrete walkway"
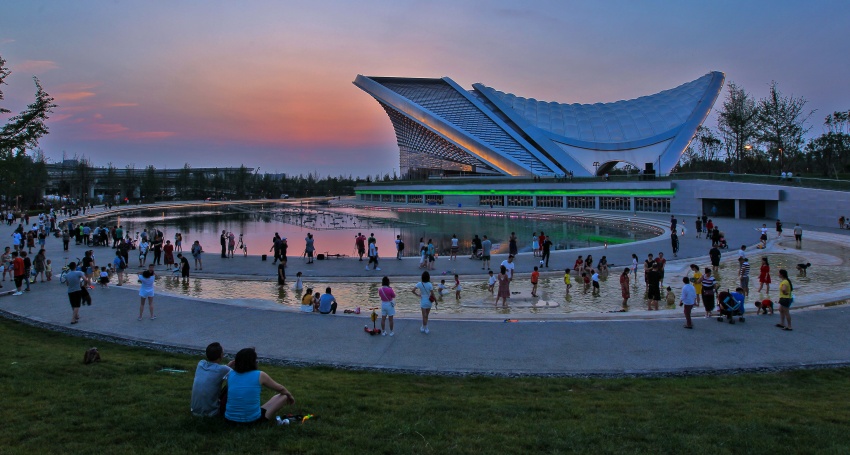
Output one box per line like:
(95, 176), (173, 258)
(2, 201), (849, 376)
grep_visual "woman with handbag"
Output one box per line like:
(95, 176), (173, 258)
(412, 271), (435, 334)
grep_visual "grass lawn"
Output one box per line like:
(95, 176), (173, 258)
(1, 317), (850, 454)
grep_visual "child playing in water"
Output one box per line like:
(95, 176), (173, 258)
(488, 270), (496, 294)
(591, 269), (600, 296)
(453, 274), (462, 300)
(531, 266), (539, 297)
(438, 279), (449, 297)
(581, 272), (590, 294)
(564, 269), (572, 295)
(45, 259), (52, 281)
(293, 271), (303, 291)
(665, 286), (676, 309)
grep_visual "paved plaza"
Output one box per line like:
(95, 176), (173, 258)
(2, 200), (850, 376)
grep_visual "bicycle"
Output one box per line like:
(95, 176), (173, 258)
(58, 257), (82, 284)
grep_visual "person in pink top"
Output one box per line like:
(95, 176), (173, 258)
(378, 276), (396, 336)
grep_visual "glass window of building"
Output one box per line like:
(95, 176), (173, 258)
(507, 196), (533, 207)
(600, 196), (629, 211)
(408, 195), (423, 204)
(567, 196), (595, 209)
(479, 195), (504, 206)
(635, 197), (671, 213)
(392, 195), (405, 203)
(425, 195), (444, 205)
(536, 196), (563, 208)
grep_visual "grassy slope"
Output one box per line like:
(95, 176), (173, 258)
(1, 317), (849, 454)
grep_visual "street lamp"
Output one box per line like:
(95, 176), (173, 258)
(593, 161), (600, 176)
(778, 148), (784, 171)
(743, 144), (752, 174)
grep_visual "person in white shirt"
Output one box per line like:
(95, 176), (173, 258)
(680, 276), (696, 329)
(500, 255), (516, 281)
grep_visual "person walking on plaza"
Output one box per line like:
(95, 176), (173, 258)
(355, 233), (366, 261)
(794, 223), (803, 248)
(671, 231), (679, 257)
(395, 235), (403, 260)
(777, 269), (794, 331)
(220, 230), (227, 258)
(64, 262), (86, 324)
(366, 241), (380, 271)
(138, 268), (157, 320)
(701, 268), (717, 317)
(412, 271), (435, 333)
(450, 234), (459, 260)
(776, 219), (783, 238)
(680, 276), (696, 329)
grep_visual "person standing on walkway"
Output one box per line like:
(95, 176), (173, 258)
(671, 232), (679, 258)
(64, 262), (86, 324)
(366, 241), (380, 271)
(680, 276), (696, 329)
(532, 232), (539, 258)
(646, 263), (661, 311)
(481, 235), (492, 270)
(426, 239), (436, 270)
(163, 240), (175, 271)
(739, 257), (751, 297)
(695, 218), (702, 238)
(542, 235), (553, 268)
(450, 234), (459, 261)
(137, 268), (156, 320)
(701, 268), (717, 317)
(395, 235), (403, 260)
(793, 223), (803, 248)
(220, 230), (227, 258)
(709, 245), (721, 273)
(495, 265), (511, 307)
(412, 271), (435, 333)
(355, 233), (366, 261)
(304, 233), (315, 264)
(191, 240), (203, 270)
(378, 276), (396, 336)
(776, 219), (783, 238)
(112, 250), (127, 285)
(508, 232), (518, 256)
(777, 269), (794, 331)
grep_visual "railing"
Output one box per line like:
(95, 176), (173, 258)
(359, 172), (850, 192)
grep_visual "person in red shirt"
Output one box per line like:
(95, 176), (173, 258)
(531, 266), (540, 297)
(11, 251), (25, 295)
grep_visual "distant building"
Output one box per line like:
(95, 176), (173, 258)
(354, 72), (724, 177)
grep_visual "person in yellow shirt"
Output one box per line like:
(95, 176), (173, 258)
(777, 269), (793, 331)
(563, 269), (572, 296)
(690, 264), (703, 306)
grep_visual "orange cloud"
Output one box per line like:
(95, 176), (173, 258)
(54, 91), (96, 102)
(14, 60), (59, 74)
(107, 102), (139, 107)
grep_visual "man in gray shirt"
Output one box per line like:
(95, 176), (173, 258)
(191, 342), (235, 417)
(481, 235), (492, 271)
(63, 262), (85, 324)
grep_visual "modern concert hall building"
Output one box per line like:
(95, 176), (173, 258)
(354, 72), (725, 178)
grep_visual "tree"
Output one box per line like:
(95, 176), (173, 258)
(140, 165), (159, 202)
(678, 126), (727, 172)
(717, 82), (758, 173)
(755, 81), (813, 174)
(806, 110), (850, 176)
(0, 54), (57, 209)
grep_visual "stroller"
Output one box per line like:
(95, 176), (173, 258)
(717, 290), (745, 324)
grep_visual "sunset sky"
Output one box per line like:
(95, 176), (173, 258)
(2, 1), (848, 178)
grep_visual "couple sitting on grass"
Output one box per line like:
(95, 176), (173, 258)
(191, 342), (295, 424)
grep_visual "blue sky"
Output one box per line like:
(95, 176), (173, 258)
(1, 0), (848, 177)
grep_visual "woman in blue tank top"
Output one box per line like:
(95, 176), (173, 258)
(224, 348), (295, 424)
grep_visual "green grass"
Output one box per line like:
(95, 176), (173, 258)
(1, 318), (850, 454)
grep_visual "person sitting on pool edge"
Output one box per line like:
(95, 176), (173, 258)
(224, 347), (295, 424)
(190, 342), (235, 417)
(318, 287), (338, 314)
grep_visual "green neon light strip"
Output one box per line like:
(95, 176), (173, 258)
(355, 189), (675, 197)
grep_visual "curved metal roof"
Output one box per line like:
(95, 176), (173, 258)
(475, 72), (723, 148)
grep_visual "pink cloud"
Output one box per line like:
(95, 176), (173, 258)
(14, 60), (59, 74)
(54, 91), (96, 102)
(107, 102), (139, 107)
(84, 121), (175, 141)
